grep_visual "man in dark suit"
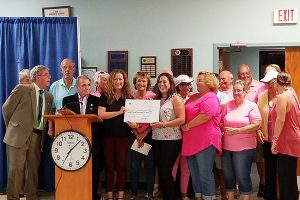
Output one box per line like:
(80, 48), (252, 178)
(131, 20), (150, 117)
(62, 75), (102, 200)
(2, 65), (53, 200)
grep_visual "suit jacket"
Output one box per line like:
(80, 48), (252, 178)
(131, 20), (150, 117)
(2, 84), (53, 148)
(62, 93), (100, 115)
(62, 93), (101, 140)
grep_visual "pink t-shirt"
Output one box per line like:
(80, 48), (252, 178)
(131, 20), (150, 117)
(132, 91), (155, 134)
(182, 92), (222, 156)
(222, 100), (261, 151)
(254, 84), (268, 103)
(246, 79), (264, 102)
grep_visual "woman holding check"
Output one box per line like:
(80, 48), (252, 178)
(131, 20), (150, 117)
(126, 72), (156, 199)
(150, 72), (185, 200)
(98, 69), (132, 200)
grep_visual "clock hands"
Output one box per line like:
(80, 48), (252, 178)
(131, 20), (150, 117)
(62, 140), (81, 165)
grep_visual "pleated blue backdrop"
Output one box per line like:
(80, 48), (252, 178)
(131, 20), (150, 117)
(0, 17), (79, 191)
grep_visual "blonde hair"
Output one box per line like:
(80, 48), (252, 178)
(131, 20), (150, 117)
(198, 71), (219, 93)
(104, 69), (132, 105)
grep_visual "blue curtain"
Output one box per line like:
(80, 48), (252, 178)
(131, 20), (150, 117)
(0, 17), (78, 191)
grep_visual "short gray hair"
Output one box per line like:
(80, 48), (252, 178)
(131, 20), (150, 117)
(234, 79), (247, 92)
(30, 65), (49, 82)
(60, 58), (75, 68)
(19, 69), (31, 83)
(76, 75), (91, 85)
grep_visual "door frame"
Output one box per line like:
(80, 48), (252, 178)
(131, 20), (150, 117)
(213, 42), (300, 73)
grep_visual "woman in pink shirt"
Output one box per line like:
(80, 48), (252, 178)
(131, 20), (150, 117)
(221, 80), (261, 200)
(271, 72), (300, 200)
(181, 72), (222, 200)
(126, 72), (155, 199)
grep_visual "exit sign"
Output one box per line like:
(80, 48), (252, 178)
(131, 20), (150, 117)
(273, 8), (298, 24)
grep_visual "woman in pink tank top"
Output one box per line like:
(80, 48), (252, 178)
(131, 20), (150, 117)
(271, 72), (300, 200)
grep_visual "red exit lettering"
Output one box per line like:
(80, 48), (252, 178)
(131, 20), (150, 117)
(278, 9), (295, 22)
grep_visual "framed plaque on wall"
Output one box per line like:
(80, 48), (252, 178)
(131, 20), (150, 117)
(141, 56), (156, 78)
(108, 51), (128, 74)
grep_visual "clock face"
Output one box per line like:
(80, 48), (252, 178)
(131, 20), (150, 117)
(51, 130), (91, 171)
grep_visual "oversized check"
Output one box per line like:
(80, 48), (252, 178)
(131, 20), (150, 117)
(124, 99), (160, 123)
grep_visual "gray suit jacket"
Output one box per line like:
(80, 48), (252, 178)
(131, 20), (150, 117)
(2, 84), (53, 148)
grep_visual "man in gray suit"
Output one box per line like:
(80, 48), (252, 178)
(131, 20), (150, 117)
(2, 65), (53, 200)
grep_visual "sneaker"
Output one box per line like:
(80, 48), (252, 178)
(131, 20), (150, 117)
(145, 193), (153, 199)
(153, 185), (159, 197)
(130, 195), (136, 200)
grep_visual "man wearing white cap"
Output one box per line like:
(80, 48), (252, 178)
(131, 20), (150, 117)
(256, 69), (279, 200)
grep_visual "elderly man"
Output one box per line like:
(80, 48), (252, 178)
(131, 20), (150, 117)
(237, 64), (264, 102)
(62, 75), (101, 200)
(49, 58), (77, 111)
(219, 70), (234, 100)
(237, 63), (265, 197)
(3, 65), (53, 200)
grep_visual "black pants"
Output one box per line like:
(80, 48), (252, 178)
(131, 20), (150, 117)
(277, 153), (298, 200)
(153, 139), (181, 200)
(263, 142), (277, 200)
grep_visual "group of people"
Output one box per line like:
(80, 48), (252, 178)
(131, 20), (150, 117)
(2, 60), (300, 200)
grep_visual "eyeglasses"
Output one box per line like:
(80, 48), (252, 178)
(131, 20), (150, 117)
(38, 73), (51, 77)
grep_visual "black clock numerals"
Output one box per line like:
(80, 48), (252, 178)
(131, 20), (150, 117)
(57, 141), (62, 146)
(51, 130), (91, 171)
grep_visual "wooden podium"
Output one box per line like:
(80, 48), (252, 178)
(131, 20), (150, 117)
(44, 114), (102, 200)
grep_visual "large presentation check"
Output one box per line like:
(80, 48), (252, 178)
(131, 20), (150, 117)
(124, 99), (160, 123)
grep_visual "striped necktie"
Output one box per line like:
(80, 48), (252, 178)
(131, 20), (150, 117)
(37, 90), (44, 125)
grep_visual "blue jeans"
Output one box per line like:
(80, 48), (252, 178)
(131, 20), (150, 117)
(221, 148), (255, 194)
(130, 133), (155, 195)
(187, 145), (216, 200)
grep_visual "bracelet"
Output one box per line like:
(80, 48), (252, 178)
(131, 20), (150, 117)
(238, 128), (241, 133)
(272, 136), (279, 145)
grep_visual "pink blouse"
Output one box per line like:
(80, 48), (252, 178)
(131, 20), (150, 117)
(271, 91), (300, 157)
(222, 100), (261, 151)
(182, 92), (222, 156)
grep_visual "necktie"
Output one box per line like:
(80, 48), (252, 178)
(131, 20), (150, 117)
(37, 90), (44, 125)
(80, 99), (84, 114)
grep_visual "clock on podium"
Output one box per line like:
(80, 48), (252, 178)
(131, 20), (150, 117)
(51, 130), (91, 171)
(44, 114), (102, 200)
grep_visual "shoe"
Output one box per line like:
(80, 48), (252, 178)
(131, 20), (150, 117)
(234, 189), (240, 199)
(130, 195), (136, 200)
(153, 185), (159, 197)
(257, 184), (265, 197)
(145, 193), (153, 199)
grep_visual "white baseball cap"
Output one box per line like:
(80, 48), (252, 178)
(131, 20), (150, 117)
(260, 70), (278, 83)
(174, 74), (193, 87)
